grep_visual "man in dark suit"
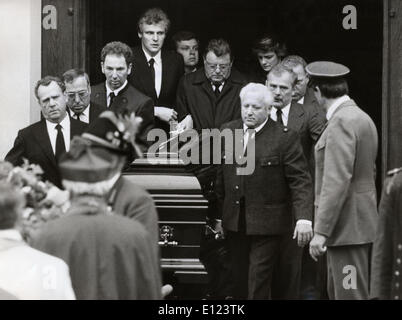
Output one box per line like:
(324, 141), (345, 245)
(176, 38), (248, 131)
(278, 58), (328, 299)
(63, 69), (105, 124)
(282, 55), (326, 118)
(215, 83), (313, 299)
(5, 76), (87, 188)
(129, 8), (184, 132)
(91, 41), (154, 147)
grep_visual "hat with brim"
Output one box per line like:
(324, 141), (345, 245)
(59, 137), (124, 196)
(306, 61), (350, 78)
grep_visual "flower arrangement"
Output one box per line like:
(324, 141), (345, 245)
(0, 160), (69, 242)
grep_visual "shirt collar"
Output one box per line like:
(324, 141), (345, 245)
(45, 112), (70, 129)
(272, 103), (291, 119)
(142, 46), (162, 65)
(243, 117), (269, 133)
(297, 96), (305, 104)
(105, 80), (128, 97)
(0, 229), (23, 242)
(326, 95), (351, 120)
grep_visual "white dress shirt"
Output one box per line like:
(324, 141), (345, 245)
(297, 96), (305, 105)
(46, 115), (71, 154)
(270, 103), (291, 126)
(143, 47), (162, 98)
(72, 105), (90, 124)
(326, 95), (351, 120)
(106, 80), (128, 107)
(212, 81), (225, 93)
(0, 229), (76, 300)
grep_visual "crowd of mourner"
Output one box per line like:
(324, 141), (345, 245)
(0, 7), (399, 300)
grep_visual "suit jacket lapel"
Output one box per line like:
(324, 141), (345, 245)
(33, 121), (57, 167)
(137, 48), (157, 100)
(288, 102), (304, 132)
(93, 83), (107, 108)
(160, 50), (170, 100)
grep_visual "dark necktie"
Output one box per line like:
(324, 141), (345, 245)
(55, 124), (66, 162)
(109, 92), (116, 107)
(74, 113), (81, 121)
(276, 108), (284, 126)
(213, 82), (221, 98)
(149, 58), (155, 86)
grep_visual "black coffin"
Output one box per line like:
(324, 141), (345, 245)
(123, 155), (210, 293)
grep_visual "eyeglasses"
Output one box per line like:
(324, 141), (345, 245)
(204, 61), (231, 72)
(65, 91), (89, 101)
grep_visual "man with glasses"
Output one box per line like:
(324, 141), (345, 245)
(63, 69), (105, 124)
(175, 38), (247, 299)
(5, 76), (87, 188)
(176, 38), (247, 131)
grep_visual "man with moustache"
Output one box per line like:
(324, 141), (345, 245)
(5, 76), (87, 188)
(172, 31), (199, 74)
(215, 83), (313, 299)
(63, 69), (105, 124)
(91, 41), (154, 148)
(266, 64), (321, 299)
(129, 8), (184, 132)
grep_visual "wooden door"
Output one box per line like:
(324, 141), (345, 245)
(41, 0), (88, 77)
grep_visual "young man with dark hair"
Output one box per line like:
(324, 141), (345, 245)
(172, 31), (199, 74)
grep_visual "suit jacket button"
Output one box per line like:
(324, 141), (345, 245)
(236, 201), (239, 205)
(397, 258), (401, 264)
(395, 296), (400, 300)
(235, 186), (239, 190)
(395, 271), (400, 276)
(268, 162), (271, 165)
(395, 282), (400, 288)
(398, 244), (402, 250)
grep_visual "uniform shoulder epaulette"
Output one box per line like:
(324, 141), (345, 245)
(283, 127), (289, 133)
(385, 167), (402, 194)
(387, 167), (402, 176)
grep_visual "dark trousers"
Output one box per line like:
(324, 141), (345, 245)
(225, 201), (302, 300)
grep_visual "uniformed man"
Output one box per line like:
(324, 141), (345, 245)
(371, 167), (402, 300)
(308, 61), (378, 300)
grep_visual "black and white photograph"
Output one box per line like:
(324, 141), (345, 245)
(0, 0), (399, 307)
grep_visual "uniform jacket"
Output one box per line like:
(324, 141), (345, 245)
(215, 118), (313, 235)
(5, 118), (87, 188)
(91, 82), (155, 147)
(371, 169), (402, 300)
(314, 99), (378, 246)
(176, 67), (248, 130)
(32, 203), (162, 300)
(0, 231), (75, 300)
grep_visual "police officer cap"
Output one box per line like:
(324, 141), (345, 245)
(306, 61), (350, 78)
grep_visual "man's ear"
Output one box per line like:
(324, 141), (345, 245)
(138, 31), (142, 39)
(127, 63), (132, 76)
(101, 62), (105, 74)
